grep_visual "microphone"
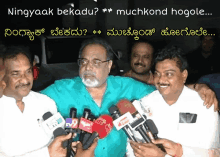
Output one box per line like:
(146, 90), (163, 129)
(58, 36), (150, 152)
(66, 108), (79, 157)
(143, 115), (166, 153)
(65, 108), (79, 134)
(82, 114), (96, 146)
(79, 108), (92, 143)
(83, 115), (113, 149)
(109, 105), (138, 142)
(117, 99), (151, 143)
(42, 112), (67, 148)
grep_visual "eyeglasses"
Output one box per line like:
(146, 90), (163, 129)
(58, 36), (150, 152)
(77, 58), (110, 68)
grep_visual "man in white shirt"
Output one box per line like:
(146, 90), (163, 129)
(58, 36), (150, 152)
(129, 46), (220, 157)
(0, 46), (97, 157)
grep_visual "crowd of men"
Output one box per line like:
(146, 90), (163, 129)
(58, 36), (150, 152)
(0, 37), (220, 157)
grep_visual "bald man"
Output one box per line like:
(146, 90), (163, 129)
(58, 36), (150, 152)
(124, 42), (154, 84)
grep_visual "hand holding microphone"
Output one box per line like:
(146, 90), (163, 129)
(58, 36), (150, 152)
(48, 132), (73, 157)
(109, 105), (138, 142)
(83, 115), (114, 150)
(41, 111), (75, 157)
(116, 99), (152, 143)
(130, 140), (166, 157)
(74, 138), (98, 157)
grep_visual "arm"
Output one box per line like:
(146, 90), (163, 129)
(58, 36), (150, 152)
(154, 105), (220, 157)
(186, 83), (219, 111)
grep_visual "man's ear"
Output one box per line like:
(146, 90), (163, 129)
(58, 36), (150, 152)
(2, 81), (6, 90)
(108, 60), (113, 73)
(182, 69), (188, 83)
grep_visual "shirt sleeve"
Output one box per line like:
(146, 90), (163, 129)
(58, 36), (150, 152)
(125, 77), (156, 100)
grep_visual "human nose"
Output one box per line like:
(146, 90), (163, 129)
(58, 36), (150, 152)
(137, 56), (143, 63)
(19, 73), (29, 84)
(158, 74), (166, 84)
(85, 60), (93, 71)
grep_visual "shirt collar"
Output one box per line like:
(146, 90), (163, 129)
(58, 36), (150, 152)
(2, 91), (32, 104)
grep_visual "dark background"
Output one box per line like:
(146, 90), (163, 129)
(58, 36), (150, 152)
(0, 0), (219, 62)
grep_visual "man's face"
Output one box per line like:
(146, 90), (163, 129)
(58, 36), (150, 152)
(0, 58), (6, 98)
(154, 59), (187, 98)
(202, 36), (214, 52)
(3, 53), (33, 100)
(79, 44), (112, 88)
(131, 42), (154, 75)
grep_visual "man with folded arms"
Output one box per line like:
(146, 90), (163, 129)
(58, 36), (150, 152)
(129, 46), (220, 157)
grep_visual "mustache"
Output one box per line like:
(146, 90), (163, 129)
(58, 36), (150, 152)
(82, 71), (96, 77)
(157, 83), (169, 86)
(134, 63), (145, 67)
(16, 83), (31, 88)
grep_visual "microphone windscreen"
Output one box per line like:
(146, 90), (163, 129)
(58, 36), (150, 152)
(117, 99), (137, 115)
(109, 106), (118, 115)
(53, 127), (67, 137)
(146, 119), (158, 134)
(43, 112), (53, 120)
(70, 108), (77, 118)
(92, 115), (113, 139)
(83, 108), (91, 118)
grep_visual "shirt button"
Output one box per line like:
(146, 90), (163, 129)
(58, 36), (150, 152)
(103, 147), (105, 149)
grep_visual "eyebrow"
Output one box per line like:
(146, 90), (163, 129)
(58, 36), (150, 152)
(81, 58), (102, 61)
(10, 67), (32, 73)
(165, 69), (176, 72)
(155, 69), (176, 73)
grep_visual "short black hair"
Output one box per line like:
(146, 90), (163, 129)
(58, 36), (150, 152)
(78, 38), (114, 60)
(154, 46), (188, 72)
(3, 46), (33, 66)
(0, 44), (6, 58)
(132, 38), (154, 50)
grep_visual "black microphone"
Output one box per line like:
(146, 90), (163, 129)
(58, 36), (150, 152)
(117, 100), (152, 143)
(79, 108), (91, 143)
(146, 119), (159, 139)
(145, 118), (166, 153)
(109, 105), (138, 142)
(67, 108), (79, 157)
(43, 112), (68, 148)
(83, 115), (113, 150)
(82, 114), (96, 146)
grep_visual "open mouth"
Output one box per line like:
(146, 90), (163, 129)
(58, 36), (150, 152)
(158, 85), (170, 91)
(160, 85), (169, 88)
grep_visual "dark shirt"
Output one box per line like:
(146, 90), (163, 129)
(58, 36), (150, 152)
(186, 48), (220, 84)
(198, 73), (220, 108)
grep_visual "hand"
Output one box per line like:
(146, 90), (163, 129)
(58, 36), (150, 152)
(48, 133), (72, 157)
(195, 83), (219, 112)
(130, 140), (166, 157)
(208, 148), (220, 157)
(74, 137), (98, 157)
(152, 138), (183, 157)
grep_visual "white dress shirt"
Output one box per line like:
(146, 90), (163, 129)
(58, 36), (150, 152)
(0, 91), (57, 157)
(127, 86), (220, 157)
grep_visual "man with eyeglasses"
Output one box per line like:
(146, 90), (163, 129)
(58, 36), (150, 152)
(41, 38), (156, 157)
(41, 38), (219, 157)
